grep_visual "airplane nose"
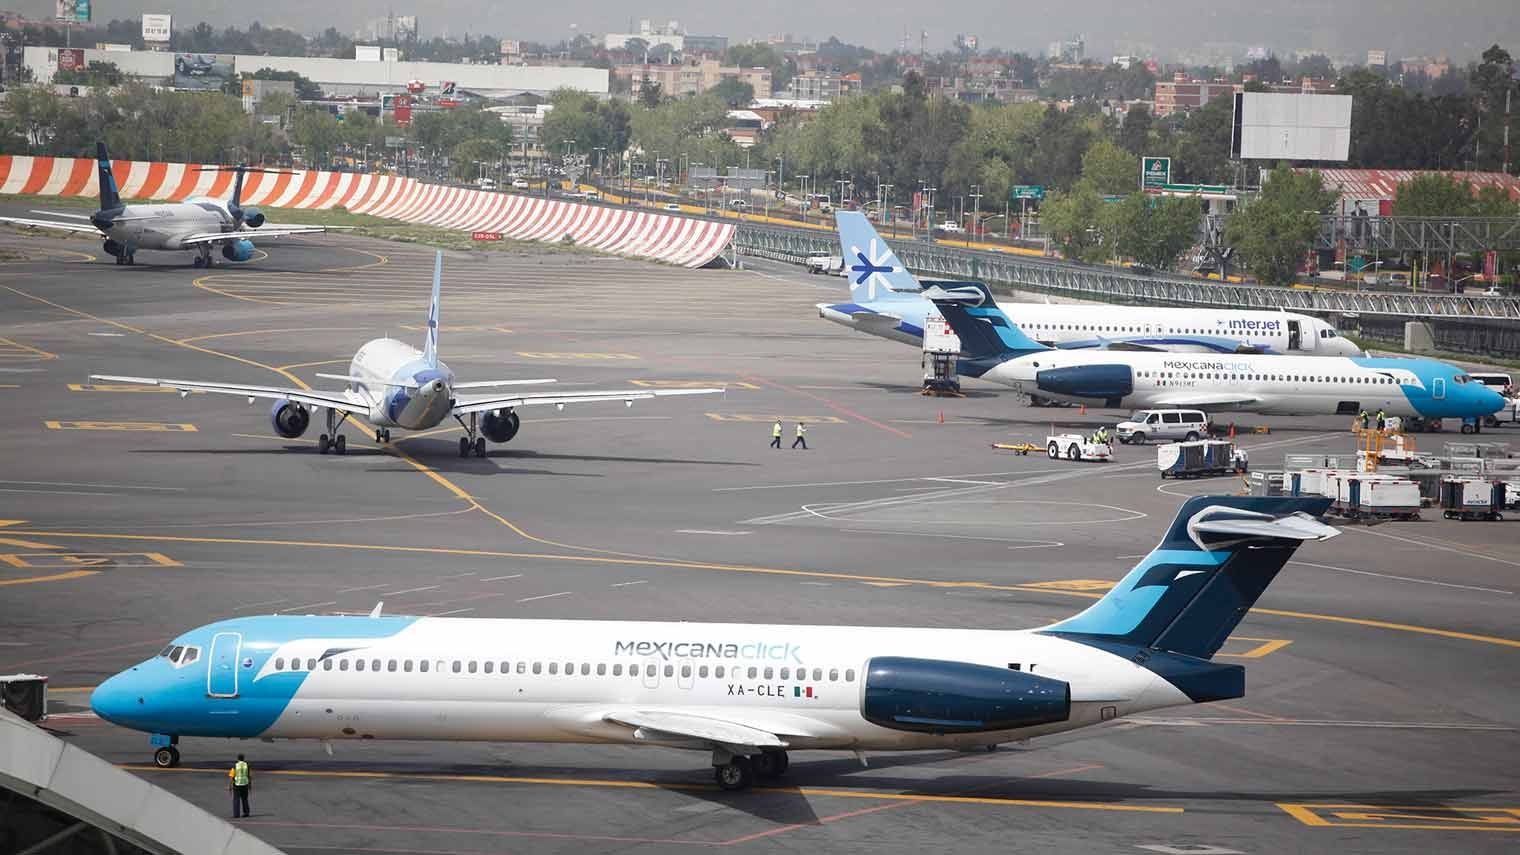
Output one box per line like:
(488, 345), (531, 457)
(90, 669), (144, 726)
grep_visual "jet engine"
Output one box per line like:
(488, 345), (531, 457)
(102, 239), (126, 258)
(482, 409), (520, 443)
(241, 208), (266, 228)
(270, 400), (311, 438)
(861, 657), (1070, 735)
(222, 239), (255, 262)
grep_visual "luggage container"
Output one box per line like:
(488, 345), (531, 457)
(1440, 478), (1505, 521)
(1157, 440), (1248, 479)
(1249, 471), (1286, 496)
(1328, 473), (1421, 521)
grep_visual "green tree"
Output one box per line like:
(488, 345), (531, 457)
(1117, 104), (1153, 155)
(540, 88), (631, 161)
(638, 80), (663, 109)
(1392, 173), (1476, 216)
(1041, 185), (1106, 262)
(291, 107), (341, 167)
(1103, 193), (1203, 270)
(710, 78), (755, 108)
(1225, 166), (1336, 287)
(1076, 138), (1136, 196)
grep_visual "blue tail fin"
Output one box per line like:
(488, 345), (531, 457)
(1044, 496), (1335, 657)
(95, 142), (120, 210)
(1042, 496), (1337, 702)
(922, 283), (1047, 376)
(836, 211), (921, 302)
(422, 251), (441, 367)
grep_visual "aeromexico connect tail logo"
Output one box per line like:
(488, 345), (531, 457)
(849, 239), (899, 300)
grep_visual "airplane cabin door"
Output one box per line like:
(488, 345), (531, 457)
(1433, 378), (1446, 400)
(207, 631), (242, 698)
(1287, 320), (1305, 351)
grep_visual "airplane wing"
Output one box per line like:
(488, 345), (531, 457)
(452, 379), (557, 390)
(0, 216), (102, 234)
(1151, 392), (1262, 408)
(179, 226), (356, 245)
(451, 387), (722, 417)
(89, 374), (368, 415)
(604, 710), (788, 752)
(30, 210), (94, 220)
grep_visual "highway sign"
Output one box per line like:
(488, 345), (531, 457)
(1141, 156), (1171, 189)
(1010, 185), (1045, 200)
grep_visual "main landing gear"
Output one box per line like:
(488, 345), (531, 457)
(713, 749), (789, 791)
(375, 428), (392, 443)
(453, 412), (488, 458)
(191, 245), (215, 268)
(113, 252), (136, 266)
(317, 408), (351, 455)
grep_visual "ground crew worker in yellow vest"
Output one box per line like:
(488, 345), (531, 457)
(228, 753), (252, 818)
(1376, 409), (1386, 431)
(1359, 410), (1369, 430)
(792, 421), (808, 449)
(770, 420), (782, 449)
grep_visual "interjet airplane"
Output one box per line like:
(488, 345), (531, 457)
(92, 252), (723, 457)
(927, 283), (1506, 431)
(0, 142), (349, 267)
(817, 212), (1359, 356)
(92, 496), (1336, 791)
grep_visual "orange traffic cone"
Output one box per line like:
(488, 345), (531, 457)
(937, 410), (945, 424)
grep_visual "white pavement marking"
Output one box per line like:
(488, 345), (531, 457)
(1290, 560), (1513, 595)
(922, 477), (1008, 486)
(609, 580), (648, 587)
(842, 528), (1064, 549)
(88, 332), (125, 337)
(0, 487), (116, 497)
(0, 480), (186, 492)
(1137, 846), (1244, 855)
(1350, 526), (1520, 569)
(714, 472), (1032, 492)
(337, 583), (389, 593)
(675, 529), (752, 536)
(381, 585), (440, 596)
(234, 598), (290, 611)
(518, 591), (572, 603)
(278, 601), (337, 613)
(1129, 717), (1515, 731)
(431, 608), (475, 616)
(480, 574), (523, 582)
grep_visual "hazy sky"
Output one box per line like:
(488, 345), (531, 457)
(21, 1), (1519, 61)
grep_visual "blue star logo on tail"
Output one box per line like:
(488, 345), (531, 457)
(849, 239), (898, 300)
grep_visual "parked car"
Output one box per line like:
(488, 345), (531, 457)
(729, 199), (749, 210)
(663, 202), (682, 212)
(936, 221), (964, 234)
(510, 178), (529, 190)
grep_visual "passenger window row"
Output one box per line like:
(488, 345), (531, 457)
(270, 656), (856, 683)
(1137, 371), (1396, 385)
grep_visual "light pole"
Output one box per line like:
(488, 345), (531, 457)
(968, 184), (982, 247)
(774, 155), (785, 193)
(921, 185), (937, 241)
(797, 174), (810, 223)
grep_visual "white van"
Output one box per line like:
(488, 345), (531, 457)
(1115, 409), (1210, 444)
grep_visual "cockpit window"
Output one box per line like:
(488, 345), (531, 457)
(168, 645), (184, 663)
(181, 647), (199, 665)
(1454, 374), (1470, 384)
(160, 645), (175, 658)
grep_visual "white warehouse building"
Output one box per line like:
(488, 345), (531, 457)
(23, 47), (609, 98)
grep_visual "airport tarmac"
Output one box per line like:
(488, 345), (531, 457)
(1, 230), (1517, 854)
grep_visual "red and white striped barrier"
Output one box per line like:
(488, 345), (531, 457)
(0, 155), (734, 268)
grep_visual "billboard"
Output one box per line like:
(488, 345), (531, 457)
(174, 53), (236, 90)
(56, 48), (85, 72)
(142, 13), (172, 43)
(355, 44), (382, 62)
(1231, 92), (1352, 162)
(55, 0), (90, 23)
(1141, 156), (1170, 189)
(383, 47), (400, 62)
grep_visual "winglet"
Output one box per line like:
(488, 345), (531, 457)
(423, 251), (442, 367)
(368, 601), (384, 618)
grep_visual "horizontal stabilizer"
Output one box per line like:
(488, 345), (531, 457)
(30, 210), (93, 220)
(1187, 507), (1338, 550)
(452, 379), (557, 389)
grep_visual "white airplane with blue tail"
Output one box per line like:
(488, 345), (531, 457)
(92, 496), (1337, 790)
(817, 212), (1360, 356)
(91, 252), (723, 457)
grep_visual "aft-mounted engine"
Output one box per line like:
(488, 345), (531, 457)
(481, 409), (520, 443)
(241, 207), (266, 228)
(270, 400), (311, 438)
(222, 239), (255, 262)
(861, 657), (1070, 734)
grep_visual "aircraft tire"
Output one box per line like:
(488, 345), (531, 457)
(714, 757), (755, 791)
(153, 747), (179, 768)
(318, 434), (330, 454)
(334, 435), (346, 455)
(459, 437), (471, 457)
(474, 437), (487, 457)
(752, 750), (788, 779)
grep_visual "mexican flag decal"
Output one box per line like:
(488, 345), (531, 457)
(793, 686), (814, 699)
